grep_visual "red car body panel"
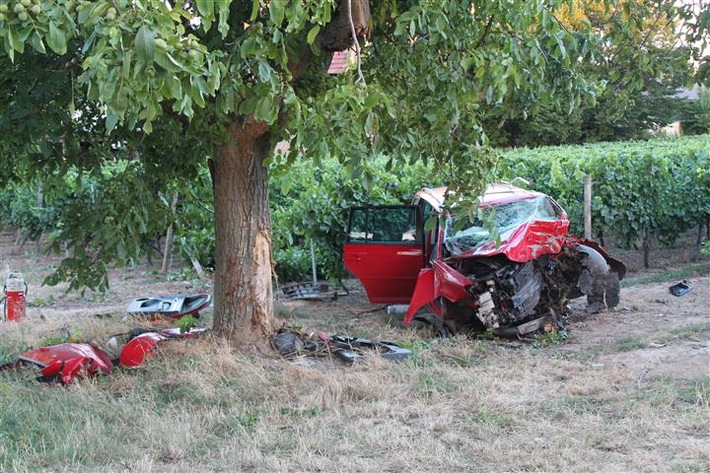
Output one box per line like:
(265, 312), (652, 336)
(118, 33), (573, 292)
(432, 259), (473, 302)
(343, 243), (423, 303)
(19, 343), (114, 383)
(406, 268), (437, 318)
(459, 219), (569, 262)
(119, 332), (169, 368)
(119, 328), (204, 368)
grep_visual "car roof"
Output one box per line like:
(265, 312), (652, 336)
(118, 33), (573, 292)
(414, 183), (545, 213)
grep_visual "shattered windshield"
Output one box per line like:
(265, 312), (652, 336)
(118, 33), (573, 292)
(444, 196), (559, 255)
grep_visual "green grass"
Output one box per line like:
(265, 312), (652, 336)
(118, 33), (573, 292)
(648, 323), (710, 345)
(614, 337), (647, 352)
(605, 323), (710, 354)
(621, 263), (710, 288)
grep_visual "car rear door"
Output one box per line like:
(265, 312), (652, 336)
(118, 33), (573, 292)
(343, 205), (425, 303)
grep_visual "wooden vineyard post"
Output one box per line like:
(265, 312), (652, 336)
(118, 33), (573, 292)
(584, 175), (592, 240)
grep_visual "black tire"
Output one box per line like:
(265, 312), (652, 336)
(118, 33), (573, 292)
(605, 271), (621, 309)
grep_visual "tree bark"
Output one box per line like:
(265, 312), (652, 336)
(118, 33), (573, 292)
(318, 0), (371, 51)
(212, 119), (274, 349)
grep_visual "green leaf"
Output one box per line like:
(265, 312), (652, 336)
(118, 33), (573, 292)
(164, 76), (182, 99)
(485, 85), (494, 103)
(269, 0), (284, 27)
(6, 26), (23, 54)
(48, 22), (67, 55)
(257, 60), (271, 82)
(135, 25), (155, 62)
(122, 50), (132, 79)
(217, 0), (231, 37)
(254, 96), (275, 122)
(154, 50), (185, 73)
(193, 75), (209, 95)
(191, 86), (206, 107)
(362, 171), (372, 192)
(280, 176), (292, 195)
(196, 0), (215, 28)
(105, 113), (119, 132)
(250, 0), (261, 21)
(307, 25), (320, 45)
(82, 30), (97, 54)
(78, 3), (93, 24)
(29, 31), (46, 54)
(3, 33), (15, 62)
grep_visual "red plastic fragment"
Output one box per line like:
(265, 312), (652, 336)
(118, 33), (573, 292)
(19, 343), (114, 384)
(119, 332), (168, 368)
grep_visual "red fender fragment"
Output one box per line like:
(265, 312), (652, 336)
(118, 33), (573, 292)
(118, 328), (207, 368)
(119, 332), (169, 368)
(8, 328), (208, 383)
(19, 343), (114, 384)
(404, 268), (436, 324)
(59, 357), (93, 384)
(39, 359), (65, 379)
(432, 260), (473, 302)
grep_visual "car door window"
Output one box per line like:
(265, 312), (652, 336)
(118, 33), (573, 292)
(347, 206), (421, 244)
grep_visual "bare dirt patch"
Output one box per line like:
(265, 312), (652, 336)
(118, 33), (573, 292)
(564, 277), (709, 379)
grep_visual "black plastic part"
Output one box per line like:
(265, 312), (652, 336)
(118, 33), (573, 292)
(669, 280), (692, 297)
(329, 336), (412, 363)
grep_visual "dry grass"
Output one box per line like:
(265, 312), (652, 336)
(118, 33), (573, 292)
(0, 245), (708, 472)
(1, 319), (708, 473)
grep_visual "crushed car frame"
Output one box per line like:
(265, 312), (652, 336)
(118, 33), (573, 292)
(343, 183), (626, 335)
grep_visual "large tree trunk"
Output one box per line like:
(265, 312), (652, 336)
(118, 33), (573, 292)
(212, 119), (274, 349)
(207, 2), (372, 348)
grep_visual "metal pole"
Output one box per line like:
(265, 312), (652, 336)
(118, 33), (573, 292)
(310, 239), (317, 284)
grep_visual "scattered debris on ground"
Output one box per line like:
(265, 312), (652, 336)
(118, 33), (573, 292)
(271, 328), (411, 363)
(281, 281), (349, 301)
(0, 327), (206, 384)
(125, 293), (211, 320)
(668, 280), (692, 297)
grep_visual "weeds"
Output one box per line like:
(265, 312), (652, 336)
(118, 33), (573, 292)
(28, 295), (55, 307)
(669, 323), (710, 339)
(621, 263), (710, 288)
(635, 378), (710, 409)
(532, 330), (569, 348)
(174, 315), (198, 333)
(469, 406), (512, 428)
(677, 378), (710, 408)
(615, 337), (647, 352)
(40, 328), (83, 346)
(278, 406), (323, 418)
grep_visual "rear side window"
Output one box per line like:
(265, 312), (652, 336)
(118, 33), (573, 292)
(347, 206), (421, 244)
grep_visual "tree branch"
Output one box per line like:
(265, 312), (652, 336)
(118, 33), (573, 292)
(474, 16), (495, 49)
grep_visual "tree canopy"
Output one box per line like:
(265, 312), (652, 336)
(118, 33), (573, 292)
(483, 0), (707, 145)
(1, 0), (705, 346)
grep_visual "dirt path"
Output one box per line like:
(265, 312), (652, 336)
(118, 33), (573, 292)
(563, 276), (709, 380)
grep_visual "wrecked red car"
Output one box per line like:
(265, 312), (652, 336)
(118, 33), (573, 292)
(343, 184), (626, 335)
